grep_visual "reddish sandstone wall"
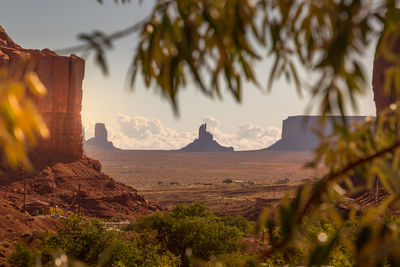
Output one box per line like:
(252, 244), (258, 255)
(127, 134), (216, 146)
(0, 26), (83, 159)
(372, 31), (400, 115)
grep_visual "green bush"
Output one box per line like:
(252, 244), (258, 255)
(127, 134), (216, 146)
(222, 179), (233, 184)
(9, 215), (180, 267)
(8, 204), (255, 267)
(219, 215), (251, 234)
(40, 216), (116, 265)
(132, 202), (243, 265)
(169, 202), (214, 218)
(109, 216), (123, 222)
(8, 242), (37, 267)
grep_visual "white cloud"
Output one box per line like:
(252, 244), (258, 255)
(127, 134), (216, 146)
(83, 120), (96, 141)
(108, 114), (197, 150)
(202, 116), (281, 150)
(84, 115), (281, 151)
(202, 116), (220, 128)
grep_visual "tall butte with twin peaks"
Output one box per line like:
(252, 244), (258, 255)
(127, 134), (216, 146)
(180, 123), (234, 152)
(0, 26), (158, 232)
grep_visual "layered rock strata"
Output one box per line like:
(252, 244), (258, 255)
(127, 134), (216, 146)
(0, 27), (157, 223)
(180, 123), (234, 152)
(0, 26), (83, 159)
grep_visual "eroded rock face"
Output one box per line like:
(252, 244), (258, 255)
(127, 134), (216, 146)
(85, 123), (115, 149)
(0, 26), (84, 159)
(372, 33), (400, 114)
(267, 116), (367, 151)
(180, 123), (234, 152)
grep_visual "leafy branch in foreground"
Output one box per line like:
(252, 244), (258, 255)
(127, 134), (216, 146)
(258, 101), (400, 266)
(53, 1), (400, 266)
(63, 0), (394, 117)
(0, 62), (49, 169)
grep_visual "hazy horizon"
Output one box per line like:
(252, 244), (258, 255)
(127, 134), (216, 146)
(1, 1), (377, 150)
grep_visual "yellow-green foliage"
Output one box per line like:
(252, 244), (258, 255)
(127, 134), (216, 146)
(131, 202), (243, 265)
(0, 66), (48, 170)
(9, 215), (180, 267)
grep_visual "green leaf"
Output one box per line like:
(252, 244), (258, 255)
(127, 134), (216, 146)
(308, 234), (338, 266)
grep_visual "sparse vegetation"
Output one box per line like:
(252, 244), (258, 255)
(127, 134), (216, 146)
(9, 215), (180, 267)
(51, 207), (64, 216)
(128, 202), (244, 265)
(219, 215), (252, 234)
(109, 216), (123, 222)
(223, 179), (233, 184)
(8, 242), (37, 267)
(7, 203), (255, 266)
(4, 0), (400, 265)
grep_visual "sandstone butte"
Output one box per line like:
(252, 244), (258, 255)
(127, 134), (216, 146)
(0, 27), (159, 260)
(180, 123), (234, 152)
(85, 123), (116, 150)
(267, 31), (399, 151)
(0, 26), (83, 159)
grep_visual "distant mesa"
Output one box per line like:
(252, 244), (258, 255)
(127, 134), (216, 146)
(180, 123), (234, 152)
(85, 123), (116, 150)
(267, 115), (368, 151)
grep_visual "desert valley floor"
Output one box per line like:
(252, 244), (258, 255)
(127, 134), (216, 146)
(85, 147), (324, 218)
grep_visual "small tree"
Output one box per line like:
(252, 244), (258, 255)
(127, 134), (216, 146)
(223, 179), (233, 184)
(132, 202), (243, 265)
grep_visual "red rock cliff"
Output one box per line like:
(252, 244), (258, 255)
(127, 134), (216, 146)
(0, 26), (83, 159)
(372, 25), (400, 114)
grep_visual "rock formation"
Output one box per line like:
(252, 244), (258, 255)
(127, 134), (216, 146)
(0, 156), (158, 220)
(85, 123), (116, 150)
(372, 27), (400, 114)
(267, 116), (367, 151)
(180, 123), (234, 152)
(0, 27), (157, 238)
(0, 26), (83, 159)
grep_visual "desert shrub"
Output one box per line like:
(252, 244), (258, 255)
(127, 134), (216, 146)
(109, 216), (123, 222)
(219, 215), (251, 234)
(40, 216), (116, 265)
(169, 202), (214, 218)
(8, 242), (37, 267)
(222, 179), (233, 184)
(8, 215), (180, 267)
(51, 207), (64, 216)
(132, 202), (242, 265)
(189, 253), (260, 267)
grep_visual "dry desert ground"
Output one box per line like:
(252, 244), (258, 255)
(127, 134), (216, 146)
(85, 147), (325, 219)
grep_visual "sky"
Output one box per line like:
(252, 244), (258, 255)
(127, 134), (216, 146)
(1, 1), (377, 150)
